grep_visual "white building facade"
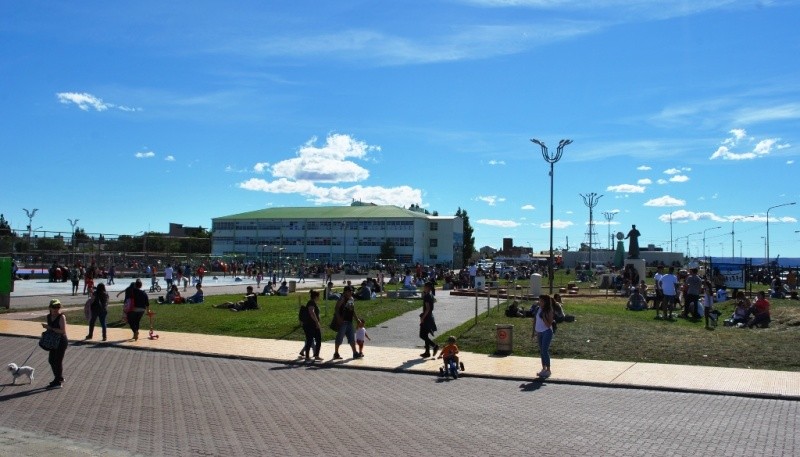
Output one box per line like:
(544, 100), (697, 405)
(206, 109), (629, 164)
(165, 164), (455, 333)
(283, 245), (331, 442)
(211, 205), (464, 268)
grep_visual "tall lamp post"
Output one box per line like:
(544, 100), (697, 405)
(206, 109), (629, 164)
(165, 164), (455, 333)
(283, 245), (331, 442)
(702, 226), (720, 259)
(766, 202), (796, 267)
(23, 208), (38, 240)
(68, 218), (79, 264)
(532, 138), (571, 293)
(602, 211), (616, 250)
(580, 192), (603, 269)
(730, 216), (753, 262)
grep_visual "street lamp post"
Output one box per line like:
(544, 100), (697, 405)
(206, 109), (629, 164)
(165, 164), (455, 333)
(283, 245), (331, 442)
(68, 218), (79, 263)
(730, 216), (753, 261)
(702, 226), (721, 259)
(738, 239), (743, 259)
(766, 202), (796, 267)
(602, 211), (616, 250)
(23, 208), (38, 241)
(580, 192), (603, 269)
(532, 138), (571, 293)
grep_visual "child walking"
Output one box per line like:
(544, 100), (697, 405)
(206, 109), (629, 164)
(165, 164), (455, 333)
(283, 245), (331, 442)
(355, 319), (371, 357)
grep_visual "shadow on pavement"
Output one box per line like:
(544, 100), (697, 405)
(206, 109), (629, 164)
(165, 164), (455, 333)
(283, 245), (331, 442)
(519, 381), (545, 392)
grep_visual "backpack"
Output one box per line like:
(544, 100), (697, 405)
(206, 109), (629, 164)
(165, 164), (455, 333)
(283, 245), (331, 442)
(298, 304), (308, 324)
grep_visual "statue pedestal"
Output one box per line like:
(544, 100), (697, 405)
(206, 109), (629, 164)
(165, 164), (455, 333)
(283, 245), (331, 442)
(625, 258), (646, 287)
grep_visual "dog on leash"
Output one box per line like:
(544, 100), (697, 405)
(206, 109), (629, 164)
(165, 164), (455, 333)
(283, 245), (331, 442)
(7, 363), (35, 384)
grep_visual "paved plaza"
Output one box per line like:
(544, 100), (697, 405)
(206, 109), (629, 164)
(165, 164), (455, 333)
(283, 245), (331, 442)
(1, 277), (799, 455)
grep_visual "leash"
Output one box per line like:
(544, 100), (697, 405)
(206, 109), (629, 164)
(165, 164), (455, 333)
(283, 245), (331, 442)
(19, 343), (38, 368)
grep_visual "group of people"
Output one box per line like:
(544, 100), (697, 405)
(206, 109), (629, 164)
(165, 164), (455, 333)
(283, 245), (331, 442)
(727, 290), (771, 328)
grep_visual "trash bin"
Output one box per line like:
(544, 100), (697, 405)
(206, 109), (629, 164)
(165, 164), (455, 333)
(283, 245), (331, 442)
(529, 273), (541, 297)
(496, 324), (514, 354)
(288, 280), (297, 293)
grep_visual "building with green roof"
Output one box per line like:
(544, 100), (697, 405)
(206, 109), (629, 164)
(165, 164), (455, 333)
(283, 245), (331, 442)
(211, 205), (464, 267)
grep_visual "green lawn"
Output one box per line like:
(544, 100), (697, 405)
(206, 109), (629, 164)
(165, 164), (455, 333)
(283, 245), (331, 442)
(47, 293), (421, 341)
(438, 296), (800, 372)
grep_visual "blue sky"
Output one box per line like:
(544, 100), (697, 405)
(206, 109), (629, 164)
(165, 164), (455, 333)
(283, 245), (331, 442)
(2, 0), (800, 260)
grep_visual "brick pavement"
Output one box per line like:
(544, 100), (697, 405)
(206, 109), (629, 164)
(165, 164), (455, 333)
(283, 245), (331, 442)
(0, 336), (797, 456)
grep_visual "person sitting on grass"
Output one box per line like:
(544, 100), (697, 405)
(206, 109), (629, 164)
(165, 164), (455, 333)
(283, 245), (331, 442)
(276, 281), (289, 296)
(261, 281), (275, 296)
(217, 286), (259, 311)
(324, 281), (341, 301)
(166, 284), (185, 304)
(748, 290), (771, 328)
(355, 281), (372, 300)
(186, 283), (204, 303)
(729, 291), (752, 326)
(626, 288), (648, 311)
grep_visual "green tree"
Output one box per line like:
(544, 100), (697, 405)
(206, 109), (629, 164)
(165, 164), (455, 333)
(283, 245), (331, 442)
(456, 207), (475, 267)
(378, 239), (396, 262)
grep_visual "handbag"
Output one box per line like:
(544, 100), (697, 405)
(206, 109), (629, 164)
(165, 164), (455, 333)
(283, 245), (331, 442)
(39, 329), (61, 351)
(329, 314), (341, 331)
(123, 297), (134, 313)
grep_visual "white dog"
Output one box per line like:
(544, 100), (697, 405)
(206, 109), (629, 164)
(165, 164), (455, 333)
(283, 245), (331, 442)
(7, 363), (35, 384)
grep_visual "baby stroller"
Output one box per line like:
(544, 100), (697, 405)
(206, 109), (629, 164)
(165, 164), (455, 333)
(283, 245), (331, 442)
(149, 279), (162, 293)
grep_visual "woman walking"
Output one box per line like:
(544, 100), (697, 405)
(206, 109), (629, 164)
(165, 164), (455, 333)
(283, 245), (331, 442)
(128, 279), (150, 340)
(301, 290), (323, 361)
(42, 299), (68, 389)
(534, 294), (555, 378)
(419, 282), (438, 358)
(86, 283), (109, 341)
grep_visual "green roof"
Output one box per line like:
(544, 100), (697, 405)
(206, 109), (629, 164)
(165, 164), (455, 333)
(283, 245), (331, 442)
(216, 205), (435, 220)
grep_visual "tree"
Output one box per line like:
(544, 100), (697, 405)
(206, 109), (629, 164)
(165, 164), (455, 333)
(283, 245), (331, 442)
(456, 207), (475, 267)
(378, 239), (396, 262)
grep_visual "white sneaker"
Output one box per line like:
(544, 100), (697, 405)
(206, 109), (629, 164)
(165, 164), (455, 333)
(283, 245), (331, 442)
(540, 370), (551, 378)
(536, 370), (546, 378)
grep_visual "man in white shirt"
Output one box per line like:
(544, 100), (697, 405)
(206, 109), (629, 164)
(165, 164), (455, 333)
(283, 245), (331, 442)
(652, 266), (664, 310)
(468, 263), (477, 289)
(164, 264), (174, 290)
(658, 266), (679, 319)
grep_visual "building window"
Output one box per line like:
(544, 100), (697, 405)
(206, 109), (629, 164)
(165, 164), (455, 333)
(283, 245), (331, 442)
(429, 238), (438, 248)
(430, 222), (438, 231)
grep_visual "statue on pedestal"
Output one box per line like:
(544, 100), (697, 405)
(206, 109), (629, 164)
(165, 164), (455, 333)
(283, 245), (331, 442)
(625, 224), (641, 259)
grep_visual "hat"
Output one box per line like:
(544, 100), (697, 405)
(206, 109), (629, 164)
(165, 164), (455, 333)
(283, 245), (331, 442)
(49, 299), (61, 307)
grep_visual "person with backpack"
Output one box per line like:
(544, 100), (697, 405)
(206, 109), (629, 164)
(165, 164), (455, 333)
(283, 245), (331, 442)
(300, 289), (323, 361)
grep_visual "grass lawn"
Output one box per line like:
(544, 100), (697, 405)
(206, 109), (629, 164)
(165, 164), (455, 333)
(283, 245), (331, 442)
(45, 293), (421, 341)
(439, 296), (800, 372)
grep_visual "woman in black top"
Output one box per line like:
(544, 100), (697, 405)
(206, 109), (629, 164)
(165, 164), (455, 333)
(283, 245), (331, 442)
(419, 282), (438, 358)
(42, 299), (68, 389)
(301, 290), (323, 361)
(87, 282), (109, 341)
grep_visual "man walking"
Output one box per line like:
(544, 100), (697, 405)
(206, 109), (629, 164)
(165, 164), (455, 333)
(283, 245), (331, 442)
(658, 266), (679, 320)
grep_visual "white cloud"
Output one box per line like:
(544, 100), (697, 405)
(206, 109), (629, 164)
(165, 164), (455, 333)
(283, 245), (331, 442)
(488, 160), (506, 166)
(788, 160), (795, 165)
(238, 177), (422, 207)
(710, 130), (789, 160)
(663, 168), (681, 175)
(253, 162), (270, 173)
(637, 178), (652, 185)
(56, 91), (140, 112)
(521, 204), (535, 210)
(606, 184), (645, 193)
(636, 165), (652, 171)
(657, 179), (668, 185)
(135, 151), (155, 159)
(477, 195), (506, 206)
(658, 210), (727, 223)
(477, 219), (520, 228)
(540, 219), (573, 229)
(733, 103), (800, 125)
(644, 195), (685, 207)
(669, 175), (689, 183)
(164, 155), (175, 162)
(57, 92), (109, 111)
(270, 134), (376, 183)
